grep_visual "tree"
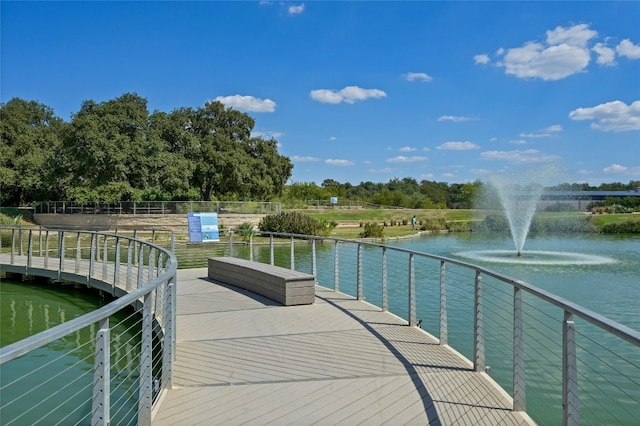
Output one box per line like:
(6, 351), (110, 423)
(0, 98), (64, 205)
(62, 93), (154, 201)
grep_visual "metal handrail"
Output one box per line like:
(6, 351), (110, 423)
(0, 227), (178, 426)
(227, 229), (640, 425)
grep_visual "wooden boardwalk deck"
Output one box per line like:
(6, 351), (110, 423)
(153, 269), (533, 425)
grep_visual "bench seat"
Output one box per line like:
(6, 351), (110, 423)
(207, 257), (315, 306)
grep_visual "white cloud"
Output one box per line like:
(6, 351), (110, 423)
(519, 124), (563, 138)
(509, 139), (528, 145)
(546, 24), (597, 47)
(251, 130), (284, 139)
(603, 164), (640, 176)
(503, 41), (591, 81)
(603, 163), (627, 174)
(288, 3), (304, 14)
(474, 54), (490, 65)
(569, 100), (640, 132)
(546, 124), (563, 133)
(291, 156), (320, 162)
(399, 146), (416, 152)
(403, 72), (433, 82)
(498, 24), (597, 81)
(329, 136), (337, 141)
(437, 141), (479, 150)
(310, 86), (387, 104)
(592, 43), (616, 66)
(213, 95), (276, 112)
(616, 39), (640, 59)
(325, 159), (354, 166)
(480, 149), (560, 164)
(386, 156), (428, 163)
(437, 115), (475, 122)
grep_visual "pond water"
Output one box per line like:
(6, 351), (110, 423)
(389, 233), (640, 330)
(0, 280), (140, 424)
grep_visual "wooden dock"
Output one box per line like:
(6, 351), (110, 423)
(153, 268), (534, 425)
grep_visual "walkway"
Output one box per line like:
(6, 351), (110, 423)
(153, 269), (533, 425)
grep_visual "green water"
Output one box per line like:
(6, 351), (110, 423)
(0, 279), (140, 425)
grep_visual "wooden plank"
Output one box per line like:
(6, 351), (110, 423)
(153, 269), (534, 425)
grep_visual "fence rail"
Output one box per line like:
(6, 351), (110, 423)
(33, 200), (281, 215)
(0, 226), (177, 426)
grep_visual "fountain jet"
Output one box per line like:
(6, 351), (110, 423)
(487, 164), (562, 256)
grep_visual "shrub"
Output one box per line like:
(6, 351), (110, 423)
(359, 222), (384, 238)
(599, 221), (640, 234)
(258, 212), (334, 236)
(234, 222), (254, 241)
(420, 218), (448, 231)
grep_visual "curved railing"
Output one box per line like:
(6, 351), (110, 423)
(223, 230), (640, 425)
(0, 227), (177, 425)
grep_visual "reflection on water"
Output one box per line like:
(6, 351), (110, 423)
(0, 280), (141, 424)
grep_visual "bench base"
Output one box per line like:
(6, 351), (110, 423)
(207, 257), (315, 306)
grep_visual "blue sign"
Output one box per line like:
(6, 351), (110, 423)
(187, 212), (220, 243)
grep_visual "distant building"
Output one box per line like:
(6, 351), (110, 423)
(540, 189), (640, 211)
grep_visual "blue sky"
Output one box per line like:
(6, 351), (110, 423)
(2, 1), (639, 186)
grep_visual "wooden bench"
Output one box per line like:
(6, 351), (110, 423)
(207, 257), (316, 306)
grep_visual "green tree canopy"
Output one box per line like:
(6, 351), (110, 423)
(0, 98), (64, 205)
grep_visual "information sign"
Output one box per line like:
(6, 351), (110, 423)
(187, 212), (220, 242)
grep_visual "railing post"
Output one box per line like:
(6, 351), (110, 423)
(44, 230), (50, 268)
(563, 311), (579, 426)
(269, 234), (274, 265)
(75, 233), (82, 273)
(357, 243), (363, 300)
(163, 279), (175, 389)
(10, 228), (15, 264)
(102, 234), (109, 281)
(147, 248), (155, 282)
(439, 261), (448, 345)
(474, 271), (486, 372)
(290, 236), (295, 270)
(382, 247), (388, 312)
(137, 244), (144, 289)
(249, 232), (254, 261)
(58, 231), (65, 277)
(334, 241), (340, 292)
(18, 226), (23, 256)
(38, 226), (43, 256)
(92, 317), (110, 425)
(408, 253), (416, 326)
(27, 230), (33, 271)
(89, 233), (96, 284)
(228, 231), (233, 257)
(126, 239), (133, 291)
(138, 292), (153, 426)
(114, 237), (121, 288)
(513, 286), (526, 412)
(311, 239), (317, 277)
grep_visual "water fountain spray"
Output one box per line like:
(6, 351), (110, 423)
(487, 164), (561, 256)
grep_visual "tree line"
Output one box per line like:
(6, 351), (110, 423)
(1, 94), (293, 205)
(2, 94), (639, 209)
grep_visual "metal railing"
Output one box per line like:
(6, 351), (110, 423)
(0, 226), (178, 425)
(219, 230), (639, 425)
(33, 200), (280, 215)
(2, 226), (638, 424)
